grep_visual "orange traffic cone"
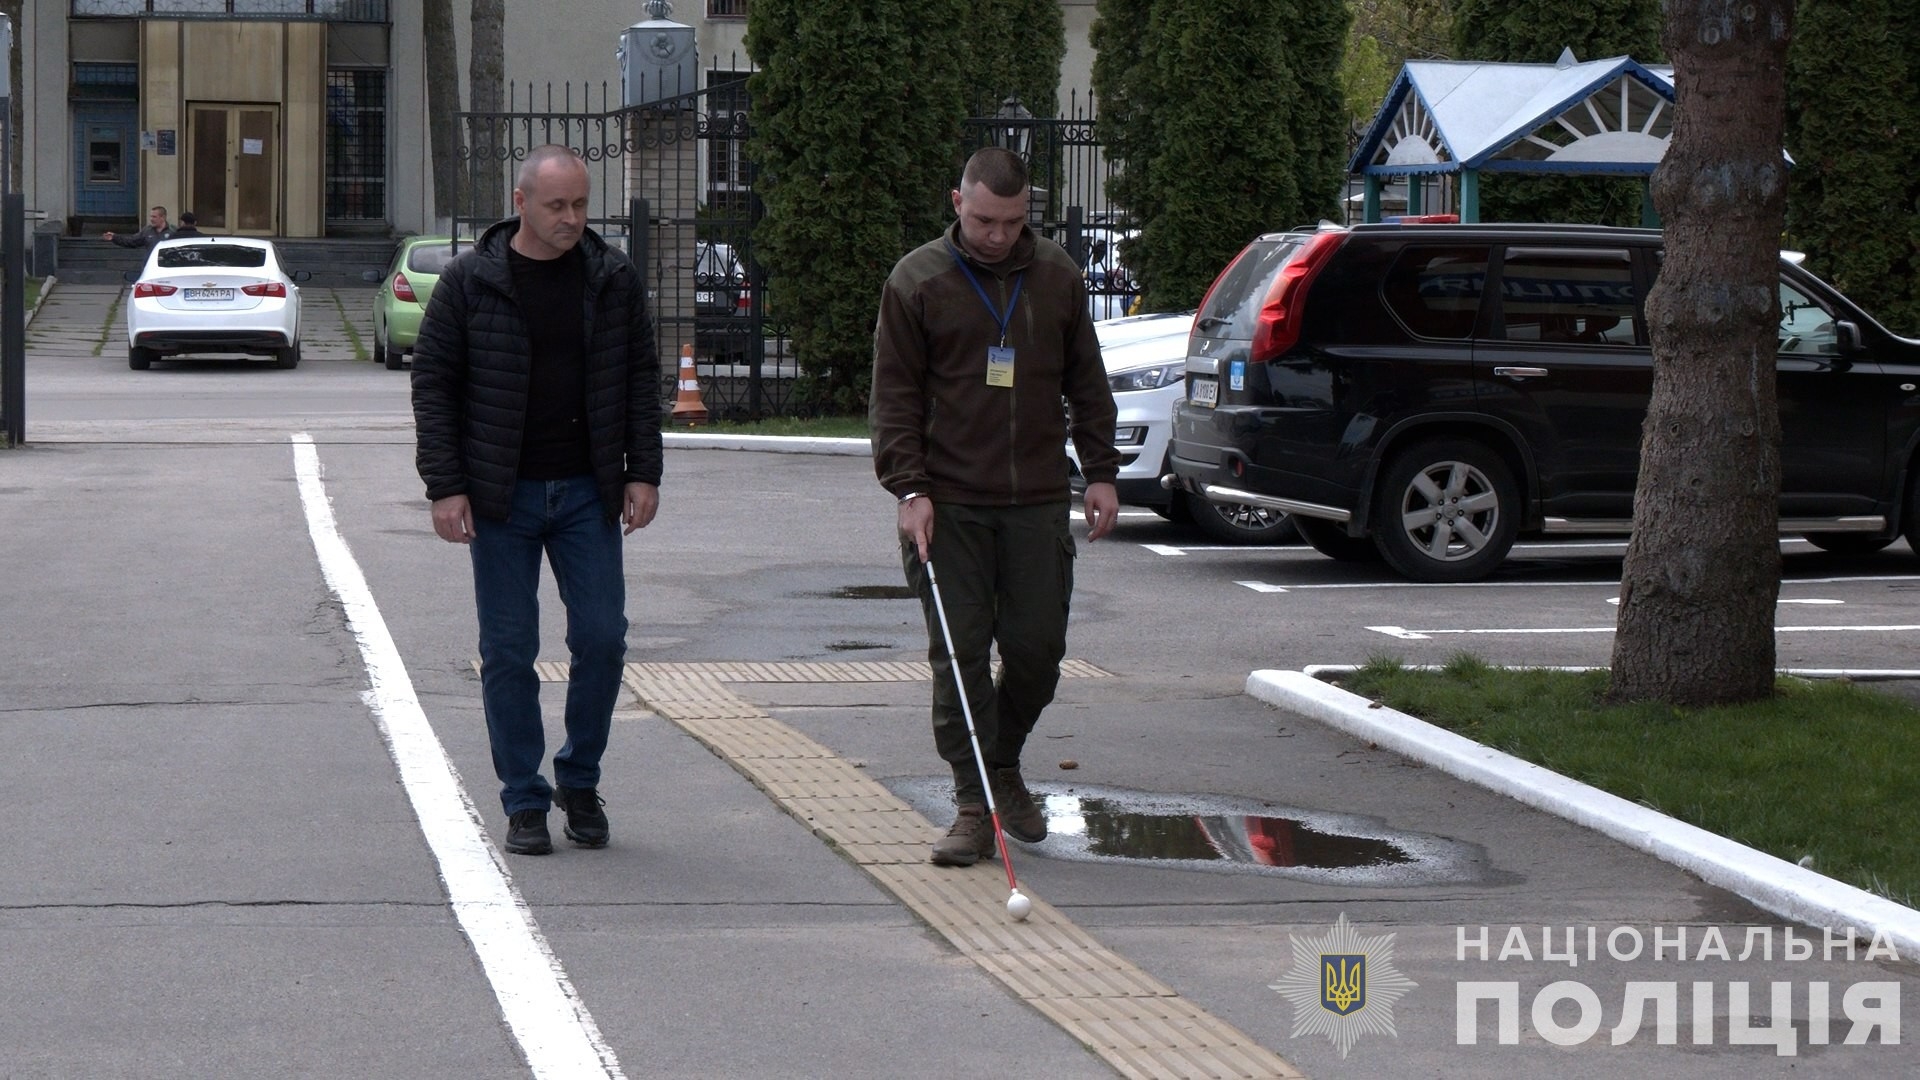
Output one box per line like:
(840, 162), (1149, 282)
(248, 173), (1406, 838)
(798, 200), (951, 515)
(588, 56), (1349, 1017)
(671, 344), (709, 423)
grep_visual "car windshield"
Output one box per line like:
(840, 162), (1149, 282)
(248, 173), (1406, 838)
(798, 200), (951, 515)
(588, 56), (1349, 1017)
(157, 245), (267, 269)
(406, 243), (462, 275)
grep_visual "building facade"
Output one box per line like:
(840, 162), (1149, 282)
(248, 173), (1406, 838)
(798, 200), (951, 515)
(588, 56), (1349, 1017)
(21, 0), (1098, 237)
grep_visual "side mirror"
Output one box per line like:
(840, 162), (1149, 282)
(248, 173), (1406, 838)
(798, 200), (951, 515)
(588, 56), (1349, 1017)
(1835, 320), (1861, 354)
(360, 269), (381, 284)
(290, 269), (312, 283)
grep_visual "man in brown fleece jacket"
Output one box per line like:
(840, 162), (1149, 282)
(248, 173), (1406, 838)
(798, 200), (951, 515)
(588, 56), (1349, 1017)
(871, 146), (1121, 867)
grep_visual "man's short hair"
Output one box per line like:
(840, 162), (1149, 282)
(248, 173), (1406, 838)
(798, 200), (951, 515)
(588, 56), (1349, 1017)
(178, 211), (196, 225)
(151, 206), (167, 215)
(516, 145), (586, 193)
(961, 147), (1029, 199)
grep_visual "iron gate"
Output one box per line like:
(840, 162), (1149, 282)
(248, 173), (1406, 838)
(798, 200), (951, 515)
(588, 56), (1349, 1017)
(457, 76), (787, 419)
(457, 83), (1121, 418)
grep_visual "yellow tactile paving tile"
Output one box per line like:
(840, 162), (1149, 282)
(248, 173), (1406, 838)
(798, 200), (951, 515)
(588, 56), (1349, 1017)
(608, 660), (1301, 1080)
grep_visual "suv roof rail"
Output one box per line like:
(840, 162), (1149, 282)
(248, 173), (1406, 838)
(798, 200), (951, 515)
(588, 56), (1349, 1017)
(1349, 221), (1662, 236)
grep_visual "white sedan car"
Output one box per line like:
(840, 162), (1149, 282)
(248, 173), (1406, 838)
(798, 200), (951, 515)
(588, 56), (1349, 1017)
(1069, 311), (1295, 544)
(125, 237), (309, 370)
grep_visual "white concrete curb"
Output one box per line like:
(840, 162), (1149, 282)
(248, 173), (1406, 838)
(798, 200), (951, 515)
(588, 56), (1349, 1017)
(663, 432), (870, 456)
(1249, 667), (1920, 958)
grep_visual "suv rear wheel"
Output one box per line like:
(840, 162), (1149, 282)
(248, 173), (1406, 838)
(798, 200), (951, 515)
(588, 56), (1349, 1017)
(1373, 438), (1519, 582)
(1294, 515), (1380, 562)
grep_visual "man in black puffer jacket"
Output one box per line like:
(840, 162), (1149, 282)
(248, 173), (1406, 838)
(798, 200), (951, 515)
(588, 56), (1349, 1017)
(411, 144), (663, 856)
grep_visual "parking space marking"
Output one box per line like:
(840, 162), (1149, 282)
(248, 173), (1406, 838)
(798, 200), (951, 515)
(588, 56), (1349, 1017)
(1236, 573), (1920, 594)
(1371, 623), (1920, 641)
(293, 435), (625, 1080)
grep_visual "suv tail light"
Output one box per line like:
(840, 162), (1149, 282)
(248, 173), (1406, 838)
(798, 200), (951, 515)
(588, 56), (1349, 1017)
(241, 282), (287, 297)
(1249, 231), (1343, 363)
(391, 272), (417, 302)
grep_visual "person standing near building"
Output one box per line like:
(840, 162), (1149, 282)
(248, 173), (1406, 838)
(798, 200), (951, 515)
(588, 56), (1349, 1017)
(870, 146), (1121, 866)
(411, 144), (664, 856)
(102, 205), (172, 249)
(170, 212), (202, 237)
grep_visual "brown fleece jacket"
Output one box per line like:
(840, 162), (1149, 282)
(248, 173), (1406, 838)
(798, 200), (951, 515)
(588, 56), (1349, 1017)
(870, 222), (1120, 505)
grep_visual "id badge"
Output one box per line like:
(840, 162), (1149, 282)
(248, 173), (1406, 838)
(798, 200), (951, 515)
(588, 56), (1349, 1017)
(985, 345), (1016, 388)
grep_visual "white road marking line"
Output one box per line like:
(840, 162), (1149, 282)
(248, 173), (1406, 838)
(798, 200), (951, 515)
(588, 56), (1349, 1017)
(1235, 573), (1920, 592)
(291, 434), (625, 1080)
(1369, 623), (1920, 641)
(1143, 544), (1188, 556)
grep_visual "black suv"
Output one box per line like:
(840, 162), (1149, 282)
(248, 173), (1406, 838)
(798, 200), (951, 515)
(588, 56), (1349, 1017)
(1166, 222), (1920, 582)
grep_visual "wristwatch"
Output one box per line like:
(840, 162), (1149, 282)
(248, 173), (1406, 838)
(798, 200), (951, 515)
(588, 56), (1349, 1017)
(897, 492), (927, 506)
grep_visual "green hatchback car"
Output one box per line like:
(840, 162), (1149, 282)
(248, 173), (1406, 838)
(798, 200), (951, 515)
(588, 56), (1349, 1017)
(371, 236), (467, 370)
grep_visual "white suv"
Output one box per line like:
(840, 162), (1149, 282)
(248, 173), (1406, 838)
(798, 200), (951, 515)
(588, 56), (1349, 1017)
(1072, 311), (1295, 544)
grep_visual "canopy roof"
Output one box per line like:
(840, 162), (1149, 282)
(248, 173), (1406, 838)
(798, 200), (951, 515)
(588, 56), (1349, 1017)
(1352, 52), (1678, 177)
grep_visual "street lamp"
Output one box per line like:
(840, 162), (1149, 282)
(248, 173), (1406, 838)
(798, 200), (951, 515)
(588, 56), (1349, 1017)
(991, 95), (1034, 161)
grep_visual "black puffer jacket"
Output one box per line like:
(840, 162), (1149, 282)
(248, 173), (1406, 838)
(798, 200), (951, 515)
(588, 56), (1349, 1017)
(410, 219), (663, 520)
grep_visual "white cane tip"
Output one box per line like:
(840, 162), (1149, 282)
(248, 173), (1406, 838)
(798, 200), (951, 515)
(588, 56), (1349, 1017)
(1006, 892), (1032, 921)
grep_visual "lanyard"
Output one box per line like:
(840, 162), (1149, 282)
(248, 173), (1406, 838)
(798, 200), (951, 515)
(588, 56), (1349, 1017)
(946, 242), (1023, 346)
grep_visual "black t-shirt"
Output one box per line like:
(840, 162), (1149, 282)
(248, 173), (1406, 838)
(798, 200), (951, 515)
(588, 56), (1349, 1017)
(508, 246), (592, 480)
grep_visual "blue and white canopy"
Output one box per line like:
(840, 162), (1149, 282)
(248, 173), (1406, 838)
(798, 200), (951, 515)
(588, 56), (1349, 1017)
(1352, 51), (1677, 178)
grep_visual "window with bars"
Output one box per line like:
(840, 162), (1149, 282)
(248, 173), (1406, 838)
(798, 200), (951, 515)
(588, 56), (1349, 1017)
(705, 71), (750, 211)
(707, 0), (748, 17)
(326, 69), (386, 220)
(71, 0), (389, 20)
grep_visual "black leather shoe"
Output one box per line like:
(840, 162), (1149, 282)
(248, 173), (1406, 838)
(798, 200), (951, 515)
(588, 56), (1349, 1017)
(554, 786), (610, 848)
(505, 808), (553, 855)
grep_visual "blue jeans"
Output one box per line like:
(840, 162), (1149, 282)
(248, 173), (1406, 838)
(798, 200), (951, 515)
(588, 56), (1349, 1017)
(470, 476), (628, 815)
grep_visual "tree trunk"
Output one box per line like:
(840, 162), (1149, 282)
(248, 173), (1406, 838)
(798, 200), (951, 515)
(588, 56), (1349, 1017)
(1608, 0), (1794, 705)
(422, 0), (460, 228)
(468, 0), (506, 223)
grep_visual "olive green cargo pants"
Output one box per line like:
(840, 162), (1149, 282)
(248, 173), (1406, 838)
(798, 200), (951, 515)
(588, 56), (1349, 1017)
(901, 500), (1076, 805)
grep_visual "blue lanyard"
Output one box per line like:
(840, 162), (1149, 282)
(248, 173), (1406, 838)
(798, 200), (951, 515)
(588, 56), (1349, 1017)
(946, 242), (1023, 345)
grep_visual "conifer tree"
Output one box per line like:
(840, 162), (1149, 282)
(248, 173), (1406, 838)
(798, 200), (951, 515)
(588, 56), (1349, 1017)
(1786, 0), (1920, 333)
(746, 0), (967, 412)
(1450, 0), (1662, 224)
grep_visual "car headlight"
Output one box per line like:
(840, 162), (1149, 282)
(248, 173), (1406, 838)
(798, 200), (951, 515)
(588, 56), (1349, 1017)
(1108, 364), (1182, 392)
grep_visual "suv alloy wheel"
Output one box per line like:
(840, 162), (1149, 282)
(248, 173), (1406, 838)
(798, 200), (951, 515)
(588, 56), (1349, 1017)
(1372, 438), (1520, 583)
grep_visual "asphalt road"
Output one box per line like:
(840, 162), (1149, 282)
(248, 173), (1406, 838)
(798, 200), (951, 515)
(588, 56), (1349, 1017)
(6, 281), (1919, 1079)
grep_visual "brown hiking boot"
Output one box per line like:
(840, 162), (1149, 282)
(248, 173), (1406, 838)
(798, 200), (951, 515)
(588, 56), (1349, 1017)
(990, 767), (1047, 843)
(931, 803), (997, 866)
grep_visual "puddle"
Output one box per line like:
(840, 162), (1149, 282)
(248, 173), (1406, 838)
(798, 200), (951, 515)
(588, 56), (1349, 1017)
(888, 778), (1486, 886)
(812, 585), (916, 600)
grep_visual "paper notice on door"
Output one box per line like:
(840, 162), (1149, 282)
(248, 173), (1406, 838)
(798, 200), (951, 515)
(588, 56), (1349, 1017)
(242, 138), (264, 155)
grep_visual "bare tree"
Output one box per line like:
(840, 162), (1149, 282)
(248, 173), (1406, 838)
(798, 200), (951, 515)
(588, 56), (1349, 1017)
(468, 0), (506, 222)
(1609, 0), (1795, 705)
(423, 0), (460, 228)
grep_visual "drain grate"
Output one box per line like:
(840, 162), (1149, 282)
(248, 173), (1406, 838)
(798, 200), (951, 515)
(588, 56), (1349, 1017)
(612, 661), (1302, 1080)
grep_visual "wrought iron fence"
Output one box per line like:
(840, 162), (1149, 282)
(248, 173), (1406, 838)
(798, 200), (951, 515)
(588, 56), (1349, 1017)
(457, 80), (1122, 417)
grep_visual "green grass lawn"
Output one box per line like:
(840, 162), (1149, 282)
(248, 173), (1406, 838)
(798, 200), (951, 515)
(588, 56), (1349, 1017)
(1337, 655), (1920, 907)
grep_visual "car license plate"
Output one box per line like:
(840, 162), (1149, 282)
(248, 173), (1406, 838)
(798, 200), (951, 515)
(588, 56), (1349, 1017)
(1191, 377), (1218, 407)
(696, 290), (717, 305)
(183, 288), (234, 301)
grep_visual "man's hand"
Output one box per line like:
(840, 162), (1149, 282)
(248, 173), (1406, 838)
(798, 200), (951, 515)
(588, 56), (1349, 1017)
(1083, 482), (1119, 542)
(898, 496), (934, 563)
(431, 494), (474, 544)
(622, 482), (659, 534)
(101, 231), (116, 242)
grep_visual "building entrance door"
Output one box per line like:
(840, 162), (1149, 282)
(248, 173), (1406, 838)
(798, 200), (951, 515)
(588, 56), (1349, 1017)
(187, 104), (280, 234)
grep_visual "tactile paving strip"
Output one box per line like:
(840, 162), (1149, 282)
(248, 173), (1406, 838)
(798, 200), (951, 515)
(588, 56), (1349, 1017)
(612, 660), (1305, 1080)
